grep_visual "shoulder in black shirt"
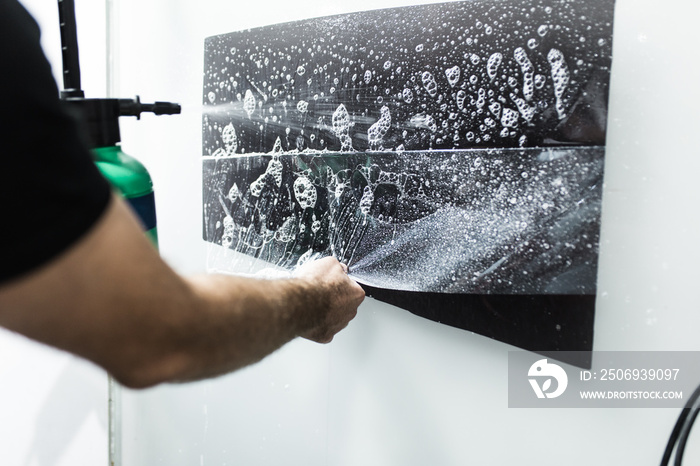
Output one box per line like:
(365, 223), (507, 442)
(0, 0), (111, 284)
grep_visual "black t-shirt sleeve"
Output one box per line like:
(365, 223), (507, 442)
(0, 0), (112, 284)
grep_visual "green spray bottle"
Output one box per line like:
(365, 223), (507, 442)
(57, 0), (180, 246)
(64, 97), (180, 246)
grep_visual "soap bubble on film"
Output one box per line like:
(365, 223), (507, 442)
(514, 47), (535, 101)
(383, 60), (392, 70)
(410, 113), (437, 132)
(421, 71), (438, 97)
(527, 38), (538, 49)
(364, 70), (372, 84)
(470, 54), (481, 65)
(476, 87), (486, 108)
(426, 114), (437, 132)
(537, 25), (548, 37)
(547, 48), (570, 119)
(445, 66), (461, 87)
(332, 103), (351, 137)
(501, 107), (519, 127)
(296, 65), (306, 76)
(598, 38), (607, 46)
(293, 176), (317, 209)
(359, 185), (374, 215)
(489, 101), (501, 118)
(249, 176), (264, 197)
(222, 123), (238, 154)
(297, 100), (309, 113)
(207, 91), (216, 104)
(455, 89), (467, 109)
(221, 216), (234, 248)
(487, 53), (503, 80)
(510, 93), (536, 122)
(243, 90), (256, 117)
(402, 88), (414, 103)
(415, 44), (424, 52)
(368, 106), (392, 149)
(534, 74), (546, 89)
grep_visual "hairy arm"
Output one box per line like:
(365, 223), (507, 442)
(0, 195), (365, 388)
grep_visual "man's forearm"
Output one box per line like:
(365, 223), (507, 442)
(0, 195), (363, 388)
(97, 274), (330, 388)
(165, 274), (327, 384)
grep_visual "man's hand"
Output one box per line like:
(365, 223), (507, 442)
(293, 257), (365, 343)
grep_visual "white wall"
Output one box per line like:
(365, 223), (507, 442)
(115, 0), (700, 465)
(0, 2), (109, 466)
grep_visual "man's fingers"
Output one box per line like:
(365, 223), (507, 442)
(293, 256), (366, 344)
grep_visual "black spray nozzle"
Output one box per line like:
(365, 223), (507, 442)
(65, 96), (181, 148)
(118, 96), (182, 119)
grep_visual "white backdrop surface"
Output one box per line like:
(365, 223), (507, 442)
(115, 0), (700, 464)
(2, 0), (700, 465)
